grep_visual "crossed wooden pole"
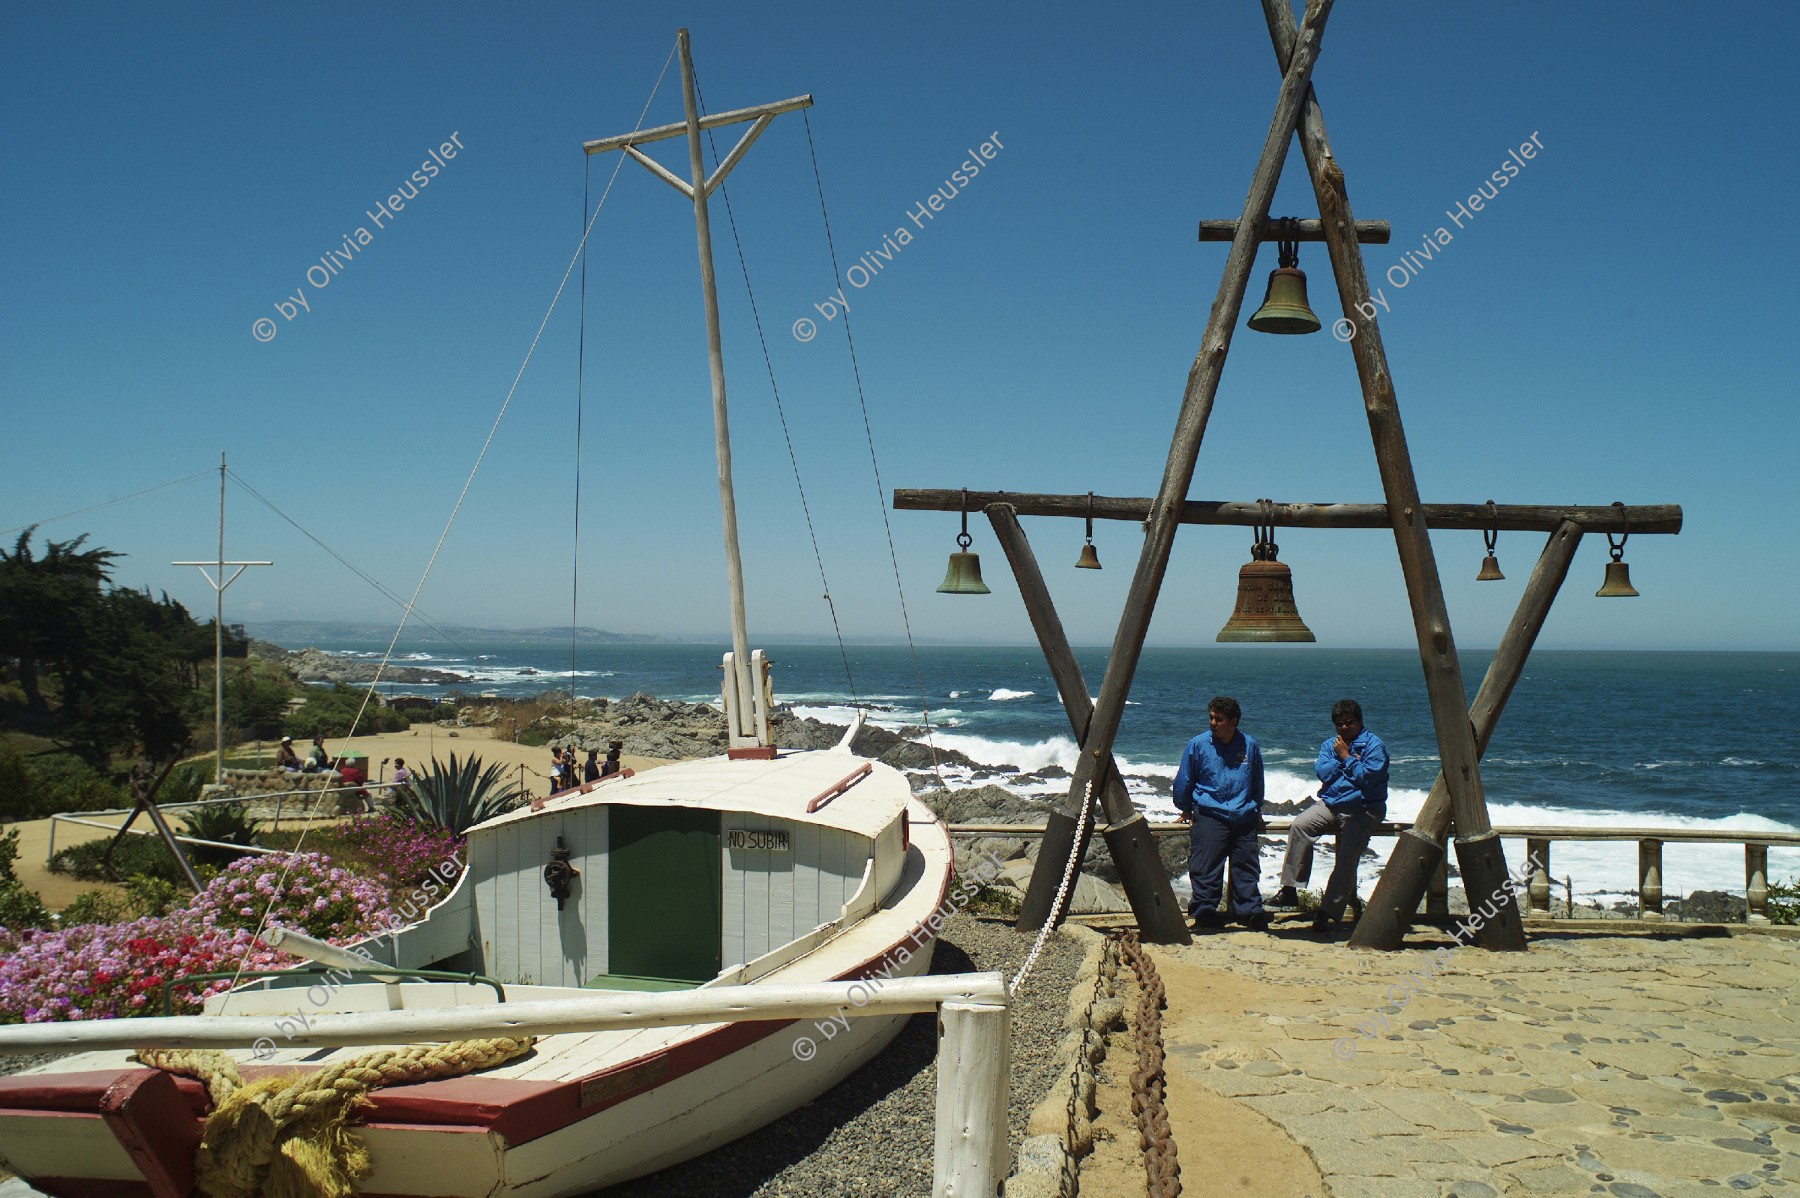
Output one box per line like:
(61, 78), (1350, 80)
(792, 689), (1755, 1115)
(901, 0), (1681, 951)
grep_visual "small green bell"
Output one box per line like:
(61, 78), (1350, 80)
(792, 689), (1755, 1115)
(1247, 267), (1322, 335)
(937, 546), (990, 594)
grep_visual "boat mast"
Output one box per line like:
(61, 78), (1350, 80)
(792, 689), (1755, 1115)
(581, 30), (813, 753)
(676, 30), (754, 745)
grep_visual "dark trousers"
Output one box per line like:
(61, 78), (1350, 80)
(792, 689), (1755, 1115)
(1186, 812), (1266, 919)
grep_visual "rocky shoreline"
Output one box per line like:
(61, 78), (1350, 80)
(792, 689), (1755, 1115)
(251, 643), (472, 686)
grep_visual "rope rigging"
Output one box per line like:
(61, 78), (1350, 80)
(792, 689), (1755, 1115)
(799, 108), (947, 789)
(691, 69), (861, 710)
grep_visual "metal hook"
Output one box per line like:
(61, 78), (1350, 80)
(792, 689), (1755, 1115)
(1484, 499), (1500, 557)
(1606, 500), (1629, 562)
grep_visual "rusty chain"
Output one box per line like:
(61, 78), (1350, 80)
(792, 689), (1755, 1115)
(1118, 930), (1181, 1198)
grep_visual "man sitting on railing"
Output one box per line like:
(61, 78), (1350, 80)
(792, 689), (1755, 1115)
(1275, 698), (1389, 935)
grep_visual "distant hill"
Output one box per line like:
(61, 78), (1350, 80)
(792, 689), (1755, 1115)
(243, 621), (667, 647)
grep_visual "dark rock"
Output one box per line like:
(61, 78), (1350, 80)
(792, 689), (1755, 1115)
(1669, 890), (1748, 923)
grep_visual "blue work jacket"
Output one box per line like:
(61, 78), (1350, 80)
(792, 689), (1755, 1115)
(1315, 729), (1390, 815)
(1173, 730), (1264, 827)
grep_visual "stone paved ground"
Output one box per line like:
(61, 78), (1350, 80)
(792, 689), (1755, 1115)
(1150, 920), (1800, 1198)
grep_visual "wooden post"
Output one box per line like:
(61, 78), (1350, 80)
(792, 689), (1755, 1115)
(1525, 838), (1552, 917)
(1262, 0), (1518, 952)
(1349, 520), (1583, 949)
(1017, 0), (1337, 932)
(1639, 839), (1665, 921)
(933, 1000), (1010, 1197)
(985, 506), (1189, 943)
(1426, 855), (1448, 920)
(1747, 844), (1771, 926)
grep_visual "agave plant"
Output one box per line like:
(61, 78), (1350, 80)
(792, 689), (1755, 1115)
(181, 801), (263, 866)
(384, 753), (523, 835)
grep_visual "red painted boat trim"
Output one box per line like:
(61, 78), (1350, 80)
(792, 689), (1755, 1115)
(99, 1070), (198, 1198)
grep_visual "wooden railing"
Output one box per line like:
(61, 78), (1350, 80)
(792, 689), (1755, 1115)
(947, 819), (1800, 926)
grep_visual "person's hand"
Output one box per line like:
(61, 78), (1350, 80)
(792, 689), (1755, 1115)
(1176, 809), (1193, 824)
(1334, 735), (1350, 760)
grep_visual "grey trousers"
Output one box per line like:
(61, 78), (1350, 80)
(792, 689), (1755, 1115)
(1281, 800), (1381, 921)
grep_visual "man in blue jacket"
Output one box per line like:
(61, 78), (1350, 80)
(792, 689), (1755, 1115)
(1275, 698), (1389, 933)
(1173, 696), (1270, 930)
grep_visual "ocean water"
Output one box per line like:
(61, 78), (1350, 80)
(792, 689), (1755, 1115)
(322, 641), (1800, 906)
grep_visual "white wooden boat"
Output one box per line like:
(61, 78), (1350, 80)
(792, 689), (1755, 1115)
(0, 28), (968, 1197)
(0, 732), (956, 1197)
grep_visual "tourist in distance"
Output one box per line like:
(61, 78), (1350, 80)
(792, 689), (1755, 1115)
(583, 748), (601, 784)
(274, 735), (301, 771)
(548, 747), (568, 794)
(601, 742), (623, 778)
(1172, 696), (1271, 931)
(390, 756), (412, 788)
(1275, 698), (1390, 935)
(306, 736), (331, 772)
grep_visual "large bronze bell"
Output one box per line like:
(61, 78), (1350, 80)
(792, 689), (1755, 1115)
(1595, 560), (1639, 597)
(1248, 267), (1322, 335)
(938, 541), (990, 594)
(1075, 542), (1101, 569)
(1248, 222), (1321, 335)
(1476, 554), (1505, 582)
(1217, 538), (1315, 642)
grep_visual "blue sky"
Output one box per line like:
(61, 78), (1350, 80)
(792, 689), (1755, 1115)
(3, 2), (1795, 652)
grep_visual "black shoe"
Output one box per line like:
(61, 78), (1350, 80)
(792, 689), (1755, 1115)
(1309, 915), (1340, 937)
(1191, 910), (1226, 930)
(1242, 911), (1273, 931)
(1270, 887), (1300, 910)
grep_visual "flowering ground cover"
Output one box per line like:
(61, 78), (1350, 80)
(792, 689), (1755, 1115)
(0, 826), (460, 1023)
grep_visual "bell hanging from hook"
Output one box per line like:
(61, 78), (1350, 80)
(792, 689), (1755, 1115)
(1075, 492), (1101, 569)
(1595, 501), (1640, 597)
(1217, 507), (1315, 641)
(1477, 500), (1505, 581)
(1247, 219), (1321, 335)
(937, 491), (991, 595)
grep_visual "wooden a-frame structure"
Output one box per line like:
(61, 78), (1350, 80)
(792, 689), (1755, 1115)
(895, 0), (1682, 951)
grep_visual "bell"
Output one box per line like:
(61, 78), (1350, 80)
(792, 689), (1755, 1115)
(1595, 560), (1639, 598)
(1476, 554), (1505, 582)
(1217, 558), (1316, 642)
(1075, 542), (1101, 570)
(1247, 267), (1321, 335)
(937, 550), (991, 595)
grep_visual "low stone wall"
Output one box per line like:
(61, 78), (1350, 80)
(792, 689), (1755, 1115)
(1004, 925), (1123, 1198)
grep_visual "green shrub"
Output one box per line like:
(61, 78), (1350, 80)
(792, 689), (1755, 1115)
(287, 685), (409, 739)
(1769, 876), (1800, 926)
(0, 750), (33, 822)
(180, 801), (262, 866)
(384, 753), (523, 835)
(6, 755), (128, 819)
(0, 881), (52, 931)
(0, 828), (20, 884)
(60, 887), (132, 925)
(51, 833), (202, 887)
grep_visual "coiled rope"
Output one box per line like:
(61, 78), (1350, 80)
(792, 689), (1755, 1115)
(137, 1036), (534, 1198)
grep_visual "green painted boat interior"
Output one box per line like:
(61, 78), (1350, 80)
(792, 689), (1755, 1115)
(608, 805), (723, 984)
(580, 974), (698, 993)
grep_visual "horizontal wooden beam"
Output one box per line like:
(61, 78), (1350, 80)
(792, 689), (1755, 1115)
(1198, 218), (1389, 244)
(583, 94), (813, 154)
(893, 490), (1682, 535)
(948, 821), (1800, 846)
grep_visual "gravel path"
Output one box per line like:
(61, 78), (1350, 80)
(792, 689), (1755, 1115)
(598, 912), (1083, 1198)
